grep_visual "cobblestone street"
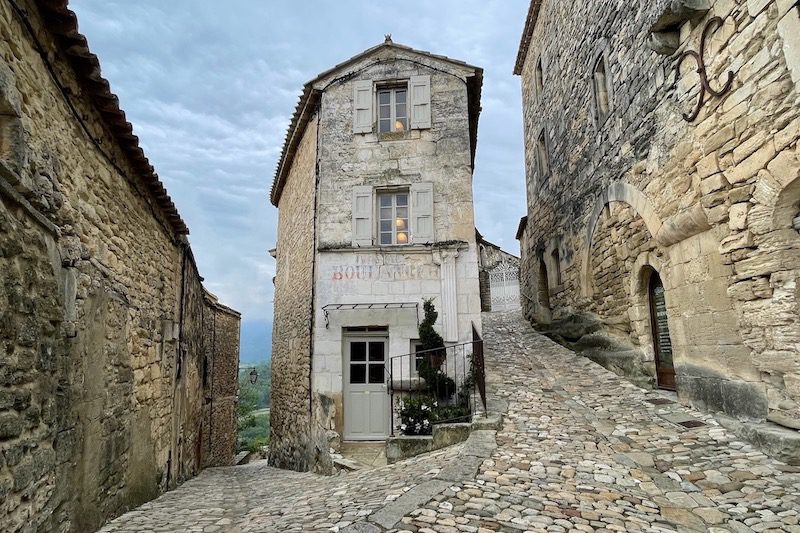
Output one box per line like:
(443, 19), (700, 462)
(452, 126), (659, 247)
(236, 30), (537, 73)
(100, 312), (800, 532)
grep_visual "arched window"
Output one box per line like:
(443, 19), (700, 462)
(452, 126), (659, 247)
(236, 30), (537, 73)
(592, 53), (612, 124)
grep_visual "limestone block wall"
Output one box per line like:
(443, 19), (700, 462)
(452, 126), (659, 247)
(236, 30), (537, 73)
(314, 50), (477, 249)
(201, 299), (241, 468)
(518, 0), (800, 427)
(0, 2), (240, 531)
(269, 117), (322, 472)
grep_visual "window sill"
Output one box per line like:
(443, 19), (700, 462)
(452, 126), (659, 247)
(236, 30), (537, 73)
(379, 131), (411, 141)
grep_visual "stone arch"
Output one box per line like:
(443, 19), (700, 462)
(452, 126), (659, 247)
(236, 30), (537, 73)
(628, 251), (668, 366)
(581, 182), (664, 298)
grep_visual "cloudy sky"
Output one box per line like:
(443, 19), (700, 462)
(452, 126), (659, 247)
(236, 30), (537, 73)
(70, 0), (529, 363)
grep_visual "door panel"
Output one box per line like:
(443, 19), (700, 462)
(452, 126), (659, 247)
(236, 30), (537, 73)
(649, 273), (676, 391)
(344, 337), (390, 440)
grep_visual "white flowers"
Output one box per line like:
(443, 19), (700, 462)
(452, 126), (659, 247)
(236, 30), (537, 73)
(421, 404), (430, 411)
(400, 424), (407, 431)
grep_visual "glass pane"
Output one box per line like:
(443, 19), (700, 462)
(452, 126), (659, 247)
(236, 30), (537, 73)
(395, 194), (408, 206)
(396, 231), (409, 244)
(394, 119), (406, 132)
(350, 364), (366, 384)
(368, 364), (385, 384)
(395, 217), (407, 231)
(379, 105), (390, 119)
(380, 207), (393, 220)
(350, 342), (366, 361)
(380, 233), (392, 245)
(379, 195), (392, 207)
(395, 103), (406, 119)
(379, 119), (391, 133)
(369, 342), (385, 361)
(378, 91), (390, 105)
(380, 220), (392, 232)
(395, 90), (406, 104)
(396, 207), (408, 219)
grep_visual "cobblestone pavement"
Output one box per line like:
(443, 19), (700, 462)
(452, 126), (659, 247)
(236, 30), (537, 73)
(100, 312), (800, 532)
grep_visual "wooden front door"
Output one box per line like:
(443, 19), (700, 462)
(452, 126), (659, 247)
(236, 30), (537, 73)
(649, 272), (676, 390)
(343, 336), (390, 440)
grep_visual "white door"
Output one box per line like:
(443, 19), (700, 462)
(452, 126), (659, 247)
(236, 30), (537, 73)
(344, 336), (390, 440)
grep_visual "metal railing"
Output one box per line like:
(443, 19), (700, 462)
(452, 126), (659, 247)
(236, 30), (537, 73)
(388, 325), (486, 437)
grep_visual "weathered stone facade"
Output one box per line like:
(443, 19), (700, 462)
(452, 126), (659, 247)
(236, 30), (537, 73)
(271, 39), (483, 473)
(515, 0), (800, 447)
(0, 2), (240, 531)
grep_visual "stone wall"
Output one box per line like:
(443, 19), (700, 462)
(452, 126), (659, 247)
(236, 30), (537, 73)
(201, 295), (241, 468)
(517, 0), (800, 432)
(0, 2), (240, 531)
(269, 116), (321, 472)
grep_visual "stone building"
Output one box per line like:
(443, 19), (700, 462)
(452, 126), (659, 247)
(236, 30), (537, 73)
(270, 38), (483, 473)
(477, 230), (521, 312)
(515, 0), (800, 456)
(0, 1), (240, 531)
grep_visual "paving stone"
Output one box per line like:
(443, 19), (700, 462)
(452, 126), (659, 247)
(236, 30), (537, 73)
(99, 312), (800, 532)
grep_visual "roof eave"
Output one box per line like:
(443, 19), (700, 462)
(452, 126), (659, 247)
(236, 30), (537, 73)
(36, 0), (189, 235)
(513, 0), (544, 76)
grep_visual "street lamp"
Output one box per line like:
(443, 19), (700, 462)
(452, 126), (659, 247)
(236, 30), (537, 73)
(249, 368), (258, 384)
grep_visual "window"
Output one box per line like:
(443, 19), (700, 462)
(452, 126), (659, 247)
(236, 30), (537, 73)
(535, 57), (544, 97)
(378, 86), (408, 133)
(552, 248), (562, 285)
(349, 341), (386, 385)
(593, 55), (611, 122)
(536, 130), (549, 179)
(411, 341), (425, 374)
(378, 191), (409, 245)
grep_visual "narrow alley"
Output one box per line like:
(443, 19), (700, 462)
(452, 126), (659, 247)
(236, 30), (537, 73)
(100, 313), (800, 532)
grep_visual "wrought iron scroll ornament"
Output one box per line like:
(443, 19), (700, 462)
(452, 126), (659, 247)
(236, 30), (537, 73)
(675, 17), (735, 122)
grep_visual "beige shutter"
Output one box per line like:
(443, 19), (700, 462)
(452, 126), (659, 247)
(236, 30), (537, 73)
(352, 185), (374, 246)
(409, 75), (431, 130)
(411, 182), (434, 244)
(353, 80), (373, 134)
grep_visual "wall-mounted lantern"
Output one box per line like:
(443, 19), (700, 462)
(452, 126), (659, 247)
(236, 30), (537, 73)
(249, 368), (258, 384)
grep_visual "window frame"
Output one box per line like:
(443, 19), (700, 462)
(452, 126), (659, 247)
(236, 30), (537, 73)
(534, 56), (544, 99)
(590, 46), (614, 128)
(376, 188), (411, 246)
(535, 127), (550, 182)
(377, 83), (409, 134)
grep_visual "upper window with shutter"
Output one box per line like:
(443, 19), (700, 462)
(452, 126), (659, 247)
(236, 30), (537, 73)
(352, 75), (433, 136)
(351, 183), (435, 247)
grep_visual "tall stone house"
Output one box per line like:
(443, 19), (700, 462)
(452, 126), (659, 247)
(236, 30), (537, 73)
(0, 1), (241, 531)
(515, 0), (800, 457)
(270, 38), (483, 473)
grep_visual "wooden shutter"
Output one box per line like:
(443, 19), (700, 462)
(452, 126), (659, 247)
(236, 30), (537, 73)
(409, 75), (431, 130)
(411, 182), (434, 244)
(353, 80), (373, 134)
(352, 185), (374, 246)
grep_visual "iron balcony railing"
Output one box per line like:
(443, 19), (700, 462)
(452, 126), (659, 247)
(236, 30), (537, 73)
(387, 324), (486, 437)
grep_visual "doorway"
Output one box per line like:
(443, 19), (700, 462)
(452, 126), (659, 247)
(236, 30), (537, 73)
(648, 271), (676, 390)
(343, 335), (390, 440)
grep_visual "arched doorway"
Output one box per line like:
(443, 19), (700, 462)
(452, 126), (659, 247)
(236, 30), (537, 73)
(648, 271), (675, 390)
(537, 257), (551, 322)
